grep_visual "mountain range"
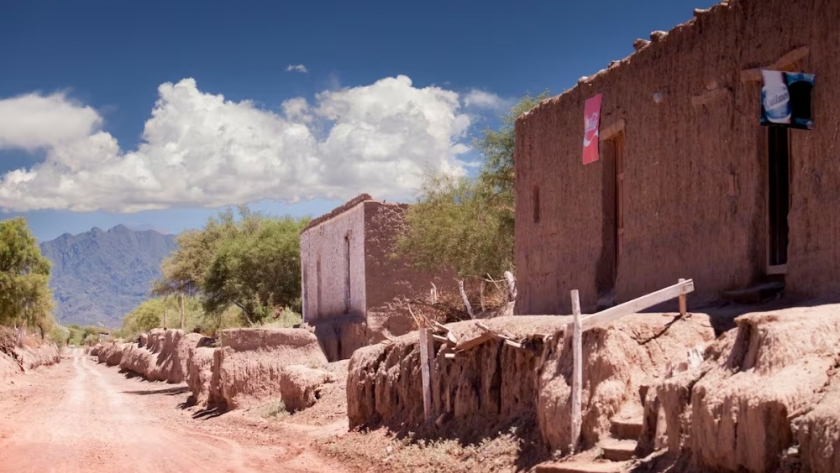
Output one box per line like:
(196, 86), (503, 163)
(39, 225), (178, 328)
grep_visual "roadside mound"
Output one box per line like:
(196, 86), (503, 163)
(216, 328), (329, 410)
(657, 305), (840, 473)
(0, 328), (61, 382)
(185, 338), (224, 408)
(117, 328), (202, 383)
(93, 342), (131, 366)
(347, 313), (713, 453)
(538, 313), (713, 452)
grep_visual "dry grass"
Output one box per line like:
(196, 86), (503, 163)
(252, 399), (289, 420)
(317, 418), (546, 473)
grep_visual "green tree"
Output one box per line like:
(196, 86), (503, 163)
(202, 216), (308, 324)
(0, 217), (55, 337)
(120, 296), (245, 340)
(152, 206), (308, 326)
(396, 92), (549, 307)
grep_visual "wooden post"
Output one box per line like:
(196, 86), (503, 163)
(678, 278), (687, 317)
(419, 327), (435, 423)
(570, 289), (582, 453)
(180, 293), (186, 329)
(162, 295), (167, 329)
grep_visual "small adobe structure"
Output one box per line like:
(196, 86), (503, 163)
(299, 194), (452, 361)
(514, 0), (840, 314)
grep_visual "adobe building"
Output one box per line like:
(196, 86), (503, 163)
(514, 0), (840, 315)
(299, 194), (452, 360)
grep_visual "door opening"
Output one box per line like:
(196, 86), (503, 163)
(767, 127), (790, 274)
(344, 233), (351, 313)
(596, 132), (624, 309)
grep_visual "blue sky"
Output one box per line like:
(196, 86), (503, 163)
(0, 0), (716, 241)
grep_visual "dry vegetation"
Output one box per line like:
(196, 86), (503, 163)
(318, 422), (539, 473)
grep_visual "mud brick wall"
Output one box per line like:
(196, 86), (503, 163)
(363, 201), (455, 311)
(301, 196), (457, 360)
(300, 198), (367, 323)
(514, 0), (840, 314)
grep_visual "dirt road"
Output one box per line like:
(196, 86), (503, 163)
(0, 349), (347, 473)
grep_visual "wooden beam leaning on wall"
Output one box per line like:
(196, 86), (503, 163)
(575, 279), (695, 332)
(740, 47), (810, 83)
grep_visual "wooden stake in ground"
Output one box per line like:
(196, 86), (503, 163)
(180, 293), (186, 330)
(419, 327), (435, 423)
(570, 289), (582, 453)
(162, 295), (167, 329)
(678, 278), (687, 317)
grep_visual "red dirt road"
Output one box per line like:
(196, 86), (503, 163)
(0, 349), (348, 473)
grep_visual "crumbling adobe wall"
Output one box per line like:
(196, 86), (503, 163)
(117, 328), (202, 383)
(347, 316), (565, 431)
(514, 0), (840, 315)
(216, 328), (330, 410)
(185, 343), (224, 409)
(347, 313), (713, 453)
(94, 342), (131, 366)
(363, 201), (457, 326)
(538, 313), (714, 453)
(656, 305), (840, 473)
(0, 328), (61, 381)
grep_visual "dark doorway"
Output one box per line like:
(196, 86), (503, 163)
(344, 233), (351, 313)
(767, 127), (790, 273)
(596, 133), (624, 309)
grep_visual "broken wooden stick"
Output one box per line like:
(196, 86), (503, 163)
(457, 278), (474, 319)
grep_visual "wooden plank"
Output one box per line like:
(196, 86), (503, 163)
(419, 328), (434, 422)
(454, 332), (494, 352)
(678, 278), (687, 317)
(432, 334), (451, 345)
(570, 290), (583, 453)
(504, 339), (524, 349)
(741, 46), (810, 82)
(579, 279), (694, 332)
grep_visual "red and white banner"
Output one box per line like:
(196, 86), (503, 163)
(582, 94), (602, 165)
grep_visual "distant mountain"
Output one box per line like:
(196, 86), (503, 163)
(39, 225), (178, 328)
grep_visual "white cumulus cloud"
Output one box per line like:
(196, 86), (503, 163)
(285, 64), (308, 73)
(0, 92), (102, 151)
(463, 89), (512, 112)
(0, 75), (488, 213)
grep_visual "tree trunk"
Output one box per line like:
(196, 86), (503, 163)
(179, 293), (186, 330)
(233, 301), (255, 326)
(457, 279), (474, 319)
(479, 280), (486, 312)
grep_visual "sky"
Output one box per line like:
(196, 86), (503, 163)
(0, 0), (717, 241)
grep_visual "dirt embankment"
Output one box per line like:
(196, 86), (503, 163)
(90, 341), (132, 366)
(214, 328), (332, 411)
(347, 313), (713, 454)
(538, 313), (714, 453)
(91, 329), (202, 384)
(654, 305), (840, 473)
(0, 328), (61, 382)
